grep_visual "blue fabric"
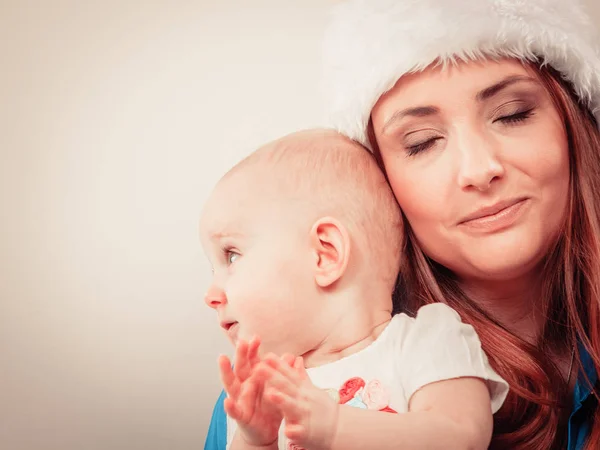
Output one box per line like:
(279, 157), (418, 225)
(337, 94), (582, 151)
(204, 390), (227, 450)
(204, 350), (597, 449)
(567, 345), (598, 449)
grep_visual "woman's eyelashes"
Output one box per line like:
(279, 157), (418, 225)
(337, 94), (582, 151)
(491, 96), (538, 125)
(406, 137), (442, 156)
(402, 105), (537, 156)
(404, 130), (444, 156)
(494, 107), (535, 125)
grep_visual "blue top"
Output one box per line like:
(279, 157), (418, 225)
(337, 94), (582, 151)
(205, 390), (227, 450)
(204, 349), (597, 450)
(568, 345), (598, 449)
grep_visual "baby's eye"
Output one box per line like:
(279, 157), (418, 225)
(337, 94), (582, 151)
(227, 251), (239, 265)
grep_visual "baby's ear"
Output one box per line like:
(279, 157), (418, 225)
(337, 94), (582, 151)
(309, 217), (350, 288)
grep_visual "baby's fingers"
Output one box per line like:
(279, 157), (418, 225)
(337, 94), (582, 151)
(266, 388), (304, 425)
(247, 336), (261, 368)
(237, 376), (259, 420)
(281, 353), (295, 367)
(257, 363), (299, 398)
(284, 423), (308, 443)
(223, 397), (246, 424)
(264, 354), (302, 383)
(293, 356), (309, 380)
(218, 355), (240, 399)
(233, 339), (252, 381)
(223, 377), (260, 425)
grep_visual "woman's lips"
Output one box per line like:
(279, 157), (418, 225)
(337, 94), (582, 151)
(458, 198), (530, 232)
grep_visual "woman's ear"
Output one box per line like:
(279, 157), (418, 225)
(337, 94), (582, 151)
(309, 217), (351, 288)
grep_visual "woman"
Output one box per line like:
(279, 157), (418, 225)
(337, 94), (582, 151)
(206, 0), (599, 448)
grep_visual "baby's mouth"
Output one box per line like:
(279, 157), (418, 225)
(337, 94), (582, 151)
(220, 321), (239, 340)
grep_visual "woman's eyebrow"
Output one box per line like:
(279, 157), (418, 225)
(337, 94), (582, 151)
(381, 75), (538, 134)
(382, 106), (439, 134)
(476, 75), (537, 102)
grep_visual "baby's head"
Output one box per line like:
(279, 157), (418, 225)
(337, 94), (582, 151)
(200, 129), (402, 359)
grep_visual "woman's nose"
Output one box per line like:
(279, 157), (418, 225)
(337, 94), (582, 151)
(456, 129), (505, 191)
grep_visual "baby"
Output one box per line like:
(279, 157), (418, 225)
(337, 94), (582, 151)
(200, 129), (508, 450)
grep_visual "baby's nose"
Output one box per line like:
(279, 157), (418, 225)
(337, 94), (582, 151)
(204, 284), (227, 309)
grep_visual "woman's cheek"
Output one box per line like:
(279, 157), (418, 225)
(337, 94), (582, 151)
(390, 175), (441, 221)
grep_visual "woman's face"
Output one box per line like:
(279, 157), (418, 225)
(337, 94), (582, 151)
(371, 59), (570, 282)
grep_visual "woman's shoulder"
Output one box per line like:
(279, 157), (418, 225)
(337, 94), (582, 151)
(204, 390), (227, 450)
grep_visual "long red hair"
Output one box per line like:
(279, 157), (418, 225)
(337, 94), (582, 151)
(368, 63), (600, 449)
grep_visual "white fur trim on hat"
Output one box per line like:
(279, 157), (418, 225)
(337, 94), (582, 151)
(322, 0), (600, 148)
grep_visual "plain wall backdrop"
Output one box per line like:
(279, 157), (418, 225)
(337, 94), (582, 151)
(1, 1), (599, 449)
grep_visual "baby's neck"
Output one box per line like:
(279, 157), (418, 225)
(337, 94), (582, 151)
(300, 285), (393, 368)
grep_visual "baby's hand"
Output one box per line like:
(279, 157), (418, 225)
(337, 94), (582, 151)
(218, 337), (282, 447)
(257, 354), (339, 450)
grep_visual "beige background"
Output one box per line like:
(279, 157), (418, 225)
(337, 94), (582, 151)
(1, 1), (599, 449)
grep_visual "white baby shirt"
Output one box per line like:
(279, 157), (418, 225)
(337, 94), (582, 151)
(226, 303), (509, 449)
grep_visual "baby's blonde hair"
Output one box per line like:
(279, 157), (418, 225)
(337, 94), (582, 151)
(226, 129), (403, 292)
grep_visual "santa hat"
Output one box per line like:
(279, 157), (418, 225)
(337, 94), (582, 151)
(322, 0), (600, 148)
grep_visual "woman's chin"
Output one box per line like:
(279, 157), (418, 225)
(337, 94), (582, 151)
(438, 233), (551, 282)
(460, 246), (546, 281)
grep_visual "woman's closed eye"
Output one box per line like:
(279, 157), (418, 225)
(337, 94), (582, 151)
(493, 101), (536, 126)
(404, 131), (444, 156)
